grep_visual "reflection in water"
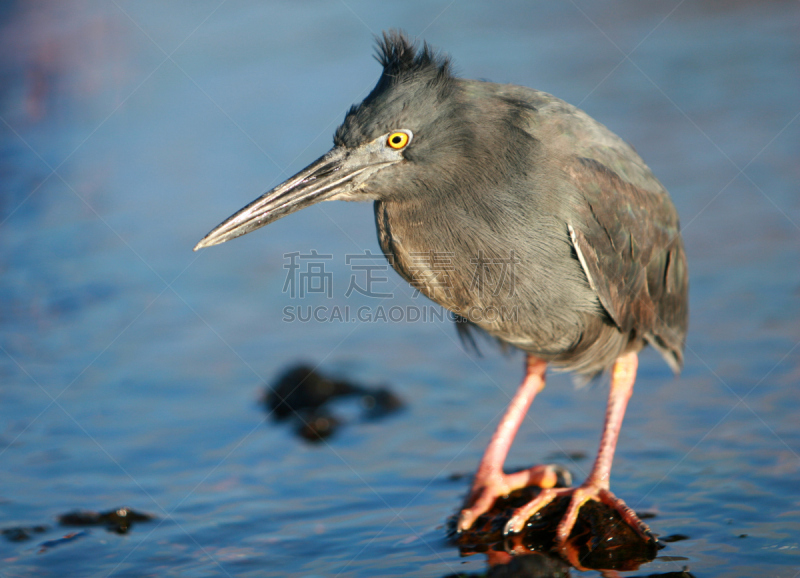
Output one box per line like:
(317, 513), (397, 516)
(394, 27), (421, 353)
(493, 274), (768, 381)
(0, 2), (133, 124)
(452, 486), (661, 573)
(444, 551), (695, 578)
(443, 551), (570, 578)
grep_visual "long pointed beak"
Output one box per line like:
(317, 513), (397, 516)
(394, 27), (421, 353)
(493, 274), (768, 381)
(194, 147), (376, 251)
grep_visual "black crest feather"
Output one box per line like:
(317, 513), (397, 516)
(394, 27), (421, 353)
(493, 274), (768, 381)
(334, 29), (455, 146)
(374, 30), (452, 83)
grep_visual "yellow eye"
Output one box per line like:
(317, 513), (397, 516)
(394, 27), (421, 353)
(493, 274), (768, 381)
(387, 131), (410, 150)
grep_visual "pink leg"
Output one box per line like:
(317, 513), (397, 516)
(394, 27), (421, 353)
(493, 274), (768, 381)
(504, 351), (652, 556)
(578, 350), (638, 491)
(458, 356), (569, 532)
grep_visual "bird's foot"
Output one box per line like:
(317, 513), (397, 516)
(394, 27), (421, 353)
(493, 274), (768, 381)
(503, 482), (653, 560)
(457, 464), (571, 533)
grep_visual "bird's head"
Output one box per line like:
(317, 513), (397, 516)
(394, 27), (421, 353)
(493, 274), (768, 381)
(194, 30), (468, 251)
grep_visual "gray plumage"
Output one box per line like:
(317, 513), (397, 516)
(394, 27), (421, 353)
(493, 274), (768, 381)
(347, 32), (686, 376)
(196, 30), (688, 378)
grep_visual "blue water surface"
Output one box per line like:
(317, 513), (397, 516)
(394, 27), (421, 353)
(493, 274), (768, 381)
(1, 1), (799, 576)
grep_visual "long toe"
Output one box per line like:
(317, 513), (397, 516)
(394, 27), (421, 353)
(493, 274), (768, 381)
(503, 486), (569, 535)
(504, 483), (654, 561)
(459, 464), (569, 533)
(554, 486), (654, 563)
(458, 484), (504, 532)
(503, 464), (572, 491)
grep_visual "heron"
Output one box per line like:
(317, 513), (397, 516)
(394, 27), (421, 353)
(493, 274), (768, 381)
(194, 30), (688, 559)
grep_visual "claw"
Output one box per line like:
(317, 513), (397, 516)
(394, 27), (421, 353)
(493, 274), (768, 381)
(502, 482), (653, 557)
(459, 464), (570, 533)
